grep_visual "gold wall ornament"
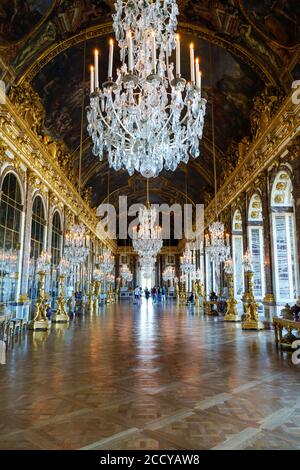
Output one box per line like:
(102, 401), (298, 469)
(0, 95), (117, 253)
(205, 90), (300, 228)
(9, 82), (45, 137)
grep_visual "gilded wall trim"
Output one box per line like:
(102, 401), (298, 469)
(0, 97), (117, 253)
(205, 91), (300, 226)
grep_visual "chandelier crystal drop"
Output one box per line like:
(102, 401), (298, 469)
(132, 205), (163, 257)
(87, 0), (206, 178)
(99, 248), (115, 275)
(64, 224), (89, 265)
(205, 221), (230, 265)
(120, 263), (133, 282)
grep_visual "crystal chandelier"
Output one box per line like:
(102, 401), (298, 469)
(37, 250), (51, 273)
(57, 257), (70, 276)
(132, 205), (163, 257)
(205, 222), (230, 265)
(180, 247), (195, 275)
(87, 0), (206, 178)
(94, 267), (105, 282)
(224, 257), (233, 275)
(191, 268), (201, 281)
(99, 248), (115, 274)
(162, 265), (175, 282)
(243, 249), (253, 272)
(139, 254), (156, 279)
(120, 263), (133, 282)
(64, 224), (89, 264)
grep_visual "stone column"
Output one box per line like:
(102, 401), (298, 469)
(261, 170), (275, 304)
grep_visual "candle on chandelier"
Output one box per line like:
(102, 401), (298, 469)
(226, 233), (230, 245)
(151, 31), (156, 73)
(94, 49), (99, 89)
(90, 65), (95, 94)
(195, 57), (201, 89)
(128, 31), (134, 72)
(189, 43), (195, 84)
(108, 39), (114, 79)
(176, 34), (181, 76)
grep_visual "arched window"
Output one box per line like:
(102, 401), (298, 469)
(248, 194), (265, 299)
(0, 172), (23, 302)
(30, 195), (46, 260)
(232, 209), (244, 298)
(51, 211), (62, 267)
(271, 171), (298, 302)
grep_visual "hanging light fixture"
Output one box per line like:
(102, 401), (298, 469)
(64, 223), (90, 265)
(162, 265), (175, 282)
(180, 246), (195, 275)
(99, 247), (115, 275)
(132, 179), (163, 257)
(243, 249), (253, 272)
(205, 45), (230, 266)
(120, 263), (133, 283)
(87, 0), (206, 178)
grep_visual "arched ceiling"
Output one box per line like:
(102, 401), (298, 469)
(0, 0), (298, 238)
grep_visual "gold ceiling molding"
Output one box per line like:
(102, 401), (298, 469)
(205, 91), (300, 226)
(0, 95), (117, 253)
(17, 20), (274, 86)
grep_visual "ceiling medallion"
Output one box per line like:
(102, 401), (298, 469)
(87, 0), (206, 178)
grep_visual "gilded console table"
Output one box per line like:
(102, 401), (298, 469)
(273, 317), (300, 348)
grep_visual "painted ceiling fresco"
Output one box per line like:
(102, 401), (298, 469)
(0, 0), (55, 44)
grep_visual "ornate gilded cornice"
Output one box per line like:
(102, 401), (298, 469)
(0, 96), (117, 253)
(205, 91), (300, 226)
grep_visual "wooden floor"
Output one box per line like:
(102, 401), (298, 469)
(0, 301), (299, 450)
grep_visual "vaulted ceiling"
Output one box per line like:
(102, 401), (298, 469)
(0, 0), (298, 212)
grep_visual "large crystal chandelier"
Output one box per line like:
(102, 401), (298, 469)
(180, 247), (195, 274)
(205, 222), (230, 265)
(132, 205), (163, 257)
(87, 0), (206, 178)
(99, 248), (115, 274)
(162, 265), (175, 282)
(120, 263), (133, 282)
(64, 224), (89, 264)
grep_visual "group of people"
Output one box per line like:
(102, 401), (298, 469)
(134, 286), (167, 303)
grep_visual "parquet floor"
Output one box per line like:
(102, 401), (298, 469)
(0, 301), (299, 450)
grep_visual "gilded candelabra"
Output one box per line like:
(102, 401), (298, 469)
(30, 271), (51, 331)
(224, 272), (239, 322)
(93, 280), (100, 312)
(87, 280), (95, 314)
(242, 271), (264, 330)
(52, 275), (69, 324)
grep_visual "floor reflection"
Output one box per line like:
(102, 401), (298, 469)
(0, 301), (299, 450)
